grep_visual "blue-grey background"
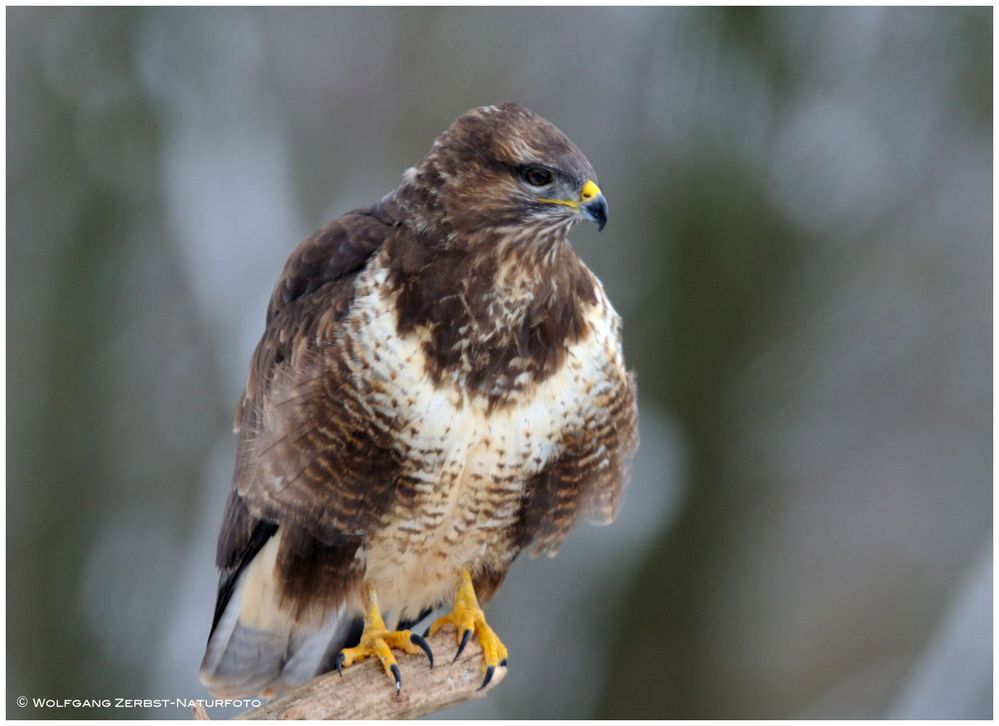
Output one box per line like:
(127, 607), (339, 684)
(7, 6), (992, 719)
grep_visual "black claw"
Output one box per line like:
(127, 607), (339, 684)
(409, 632), (434, 668)
(390, 663), (402, 695)
(453, 628), (473, 663)
(421, 626), (431, 639)
(499, 658), (508, 668)
(335, 652), (345, 677)
(477, 665), (496, 692)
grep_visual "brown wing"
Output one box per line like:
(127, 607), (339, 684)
(214, 206), (403, 619)
(517, 347), (638, 557)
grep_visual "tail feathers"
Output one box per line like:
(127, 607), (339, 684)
(199, 579), (289, 697)
(199, 537), (356, 698)
(266, 612), (350, 695)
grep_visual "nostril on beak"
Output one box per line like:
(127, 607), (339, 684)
(579, 180), (601, 202)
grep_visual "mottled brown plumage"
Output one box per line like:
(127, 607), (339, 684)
(200, 102), (637, 698)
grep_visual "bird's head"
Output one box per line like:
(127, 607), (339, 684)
(400, 102), (608, 242)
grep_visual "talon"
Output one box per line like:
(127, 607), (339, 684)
(478, 665), (495, 692)
(453, 628), (473, 663)
(428, 569), (509, 690)
(336, 585), (431, 693)
(410, 632), (434, 668)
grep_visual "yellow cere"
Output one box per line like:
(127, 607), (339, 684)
(580, 179), (601, 201)
(537, 179), (602, 209)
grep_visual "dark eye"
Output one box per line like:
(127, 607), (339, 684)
(522, 166), (554, 187)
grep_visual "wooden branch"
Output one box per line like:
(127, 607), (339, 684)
(233, 629), (506, 720)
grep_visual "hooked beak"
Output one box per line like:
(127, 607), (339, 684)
(582, 195), (608, 231)
(579, 179), (608, 231)
(536, 178), (609, 231)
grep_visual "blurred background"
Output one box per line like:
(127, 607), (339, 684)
(7, 6), (992, 719)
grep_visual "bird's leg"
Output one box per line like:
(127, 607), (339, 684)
(335, 583), (433, 694)
(428, 569), (509, 690)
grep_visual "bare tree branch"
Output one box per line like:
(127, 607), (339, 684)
(233, 630), (506, 720)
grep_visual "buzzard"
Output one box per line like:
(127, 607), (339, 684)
(199, 102), (638, 698)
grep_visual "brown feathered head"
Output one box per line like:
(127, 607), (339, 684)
(395, 102), (608, 240)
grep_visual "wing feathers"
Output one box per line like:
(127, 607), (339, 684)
(203, 206), (395, 697)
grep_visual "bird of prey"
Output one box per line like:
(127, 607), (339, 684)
(199, 102), (638, 699)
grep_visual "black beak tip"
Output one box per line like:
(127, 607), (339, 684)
(583, 197), (608, 231)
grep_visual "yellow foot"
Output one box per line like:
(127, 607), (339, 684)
(335, 587), (433, 695)
(428, 570), (509, 691)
